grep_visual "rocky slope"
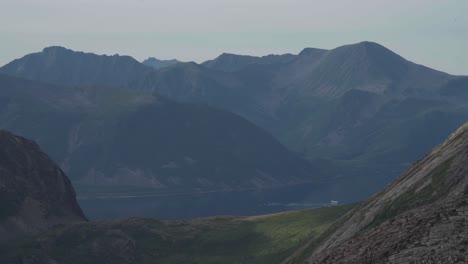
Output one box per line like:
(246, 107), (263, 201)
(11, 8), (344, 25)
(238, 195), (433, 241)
(287, 122), (468, 263)
(0, 130), (86, 241)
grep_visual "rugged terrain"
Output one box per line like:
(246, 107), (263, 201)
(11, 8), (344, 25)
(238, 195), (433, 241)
(285, 122), (468, 264)
(0, 205), (352, 264)
(0, 130), (350, 263)
(2, 42), (467, 201)
(0, 130), (86, 241)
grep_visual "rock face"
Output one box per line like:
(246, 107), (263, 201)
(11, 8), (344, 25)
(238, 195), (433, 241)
(0, 130), (86, 241)
(303, 122), (468, 264)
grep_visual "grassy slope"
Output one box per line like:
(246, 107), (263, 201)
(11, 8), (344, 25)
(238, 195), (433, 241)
(0, 205), (353, 264)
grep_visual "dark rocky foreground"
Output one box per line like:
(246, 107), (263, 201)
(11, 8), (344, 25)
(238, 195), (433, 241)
(0, 130), (86, 241)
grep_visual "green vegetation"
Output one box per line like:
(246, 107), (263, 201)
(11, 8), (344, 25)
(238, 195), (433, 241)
(0, 205), (353, 264)
(285, 207), (356, 264)
(368, 157), (454, 228)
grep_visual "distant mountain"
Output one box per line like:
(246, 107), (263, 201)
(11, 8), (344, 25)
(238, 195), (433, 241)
(0, 74), (317, 194)
(0, 46), (152, 86)
(287, 123), (468, 263)
(202, 52), (296, 72)
(139, 42), (468, 200)
(284, 41), (450, 97)
(439, 76), (468, 101)
(2, 42), (467, 201)
(142, 57), (180, 70)
(0, 130), (86, 241)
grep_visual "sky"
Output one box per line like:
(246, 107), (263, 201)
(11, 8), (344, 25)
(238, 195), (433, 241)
(1, 0), (467, 75)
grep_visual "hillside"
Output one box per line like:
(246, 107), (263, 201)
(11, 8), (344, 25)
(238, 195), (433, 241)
(0, 74), (317, 195)
(2, 42), (467, 202)
(143, 42), (468, 200)
(0, 130), (86, 241)
(0, 205), (352, 264)
(286, 122), (468, 263)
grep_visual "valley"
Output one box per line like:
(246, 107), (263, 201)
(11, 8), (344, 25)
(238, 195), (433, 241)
(0, 40), (467, 264)
(1, 42), (467, 210)
(1, 1), (467, 263)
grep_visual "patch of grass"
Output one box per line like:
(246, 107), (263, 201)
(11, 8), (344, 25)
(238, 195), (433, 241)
(285, 206), (356, 264)
(369, 157), (454, 228)
(0, 205), (354, 264)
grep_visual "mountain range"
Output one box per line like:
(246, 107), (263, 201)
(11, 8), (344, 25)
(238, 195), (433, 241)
(0, 73), (316, 195)
(0, 41), (467, 263)
(1, 41), (467, 201)
(1, 122), (466, 263)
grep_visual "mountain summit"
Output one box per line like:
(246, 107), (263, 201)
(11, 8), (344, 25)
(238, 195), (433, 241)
(0, 46), (152, 86)
(142, 57), (180, 70)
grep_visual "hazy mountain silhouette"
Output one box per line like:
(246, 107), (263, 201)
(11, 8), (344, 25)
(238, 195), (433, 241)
(142, 57), (180, 70)
(2, 42), (467, 201)
(0, 46), (152, 87)
(0, 74), (317, 193)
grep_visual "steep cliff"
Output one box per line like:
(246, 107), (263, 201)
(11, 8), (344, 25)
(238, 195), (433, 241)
(0, 130), (86, 241)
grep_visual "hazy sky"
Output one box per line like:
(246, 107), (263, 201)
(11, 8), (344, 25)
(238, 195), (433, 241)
(1, 0), (467, 74)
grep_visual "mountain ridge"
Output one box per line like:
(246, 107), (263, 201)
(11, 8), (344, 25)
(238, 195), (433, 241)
(142, 57), (180, 70)
(0, 74), (319, 195)
(1, 42), (467, 202)
(0, 46), (153, 87)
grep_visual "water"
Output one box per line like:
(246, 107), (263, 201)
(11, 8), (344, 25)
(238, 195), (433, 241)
(77, 183), (337, 220)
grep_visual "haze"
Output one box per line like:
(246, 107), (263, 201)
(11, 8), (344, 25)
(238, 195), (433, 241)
(1, 0), (467, 75)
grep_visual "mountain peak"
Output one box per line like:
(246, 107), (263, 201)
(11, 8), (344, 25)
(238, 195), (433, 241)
(41, 46), (75, 54)
(298, 47), (328, 57)
(356, 40), (384, 47)
(338, 41), (405, 62)
(142, 57), (180, 69)
(0, 46), (149, 86)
